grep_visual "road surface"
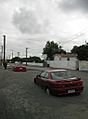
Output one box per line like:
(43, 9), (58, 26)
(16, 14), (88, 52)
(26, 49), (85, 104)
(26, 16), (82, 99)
(0, 67), (88, 119)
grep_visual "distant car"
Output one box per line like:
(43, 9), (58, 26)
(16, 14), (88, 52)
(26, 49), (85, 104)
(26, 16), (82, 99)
(13, 66), (27, 72)
(7, 64), (11, 69)
(34, 69), (84, 95)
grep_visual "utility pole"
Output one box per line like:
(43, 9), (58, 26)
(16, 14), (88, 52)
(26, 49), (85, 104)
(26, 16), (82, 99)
(17, 52), (20, 57)
(3, 35), (6, 62)
(9, 55), (11, 60)
(26, 48), (28, 66)
(12, 50), (13, 59)
(1, 45), (3, 61)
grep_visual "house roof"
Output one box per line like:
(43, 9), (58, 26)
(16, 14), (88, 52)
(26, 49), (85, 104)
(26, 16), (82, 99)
(54, 53), (77, 58)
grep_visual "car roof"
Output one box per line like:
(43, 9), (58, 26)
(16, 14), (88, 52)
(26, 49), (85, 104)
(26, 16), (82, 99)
(44, 68), (67, 73)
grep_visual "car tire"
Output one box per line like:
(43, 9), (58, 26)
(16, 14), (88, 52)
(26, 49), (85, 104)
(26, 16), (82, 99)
(34, 79), (36, 84)
(46, 88), (51, 95)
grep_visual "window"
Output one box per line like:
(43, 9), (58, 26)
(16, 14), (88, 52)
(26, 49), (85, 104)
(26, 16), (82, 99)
(40, 71), (48, 79)
(40, 71), (46, 78)
(67, 57), (70, 61)
(44, 72), (48, 79)
(51, 71), (72, 80)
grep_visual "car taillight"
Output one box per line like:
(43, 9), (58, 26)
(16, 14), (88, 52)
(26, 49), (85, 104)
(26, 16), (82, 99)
(77, 80), (83, 86)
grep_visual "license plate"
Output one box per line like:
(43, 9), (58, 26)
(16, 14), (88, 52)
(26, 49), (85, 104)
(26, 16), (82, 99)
(68, 90), (75, 93)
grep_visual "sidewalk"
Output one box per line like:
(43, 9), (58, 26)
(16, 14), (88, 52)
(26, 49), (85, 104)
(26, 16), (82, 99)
(0, 63), (48, 71)
(25, 65), (48, 71)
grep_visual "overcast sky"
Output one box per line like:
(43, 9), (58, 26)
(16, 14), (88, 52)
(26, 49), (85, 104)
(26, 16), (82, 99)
(0, 0), (88, 59)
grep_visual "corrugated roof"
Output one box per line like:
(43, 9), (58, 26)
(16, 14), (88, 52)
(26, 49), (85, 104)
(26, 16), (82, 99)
(55, 53), (77, 58)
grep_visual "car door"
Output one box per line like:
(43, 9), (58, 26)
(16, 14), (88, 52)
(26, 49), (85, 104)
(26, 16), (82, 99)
(40, 71), (49, 88)
(37, 71), (47, 86)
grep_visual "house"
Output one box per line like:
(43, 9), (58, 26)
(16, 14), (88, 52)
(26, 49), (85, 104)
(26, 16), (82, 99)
(79, 61), (88, 71)
(47, 53), (79, 70)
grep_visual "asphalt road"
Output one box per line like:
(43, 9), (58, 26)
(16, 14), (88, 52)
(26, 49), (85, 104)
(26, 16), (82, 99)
(0, 67), (88, 119)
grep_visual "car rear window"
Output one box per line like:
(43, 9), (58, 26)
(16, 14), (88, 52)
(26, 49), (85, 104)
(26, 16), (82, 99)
(51, 71), (72, 80)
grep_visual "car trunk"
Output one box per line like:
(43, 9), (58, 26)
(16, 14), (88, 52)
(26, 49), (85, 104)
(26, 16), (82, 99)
(52, 77), (83, 88)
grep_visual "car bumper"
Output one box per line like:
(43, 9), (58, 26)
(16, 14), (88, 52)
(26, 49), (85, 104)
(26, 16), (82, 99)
(50, 86), (84, 95)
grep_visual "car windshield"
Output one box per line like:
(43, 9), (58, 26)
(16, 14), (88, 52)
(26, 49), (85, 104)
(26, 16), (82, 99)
(51, 71), (72, 80)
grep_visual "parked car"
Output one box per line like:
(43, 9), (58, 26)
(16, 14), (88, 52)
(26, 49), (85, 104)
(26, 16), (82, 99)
(34, 69), (84, 95)
(13, 66), (27, 72)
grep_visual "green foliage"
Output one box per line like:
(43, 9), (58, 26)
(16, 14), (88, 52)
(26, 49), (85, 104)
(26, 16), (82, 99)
(43, 41), (66, 60)
(71, 43), (88, 60)
(11, 57), (21, 63)
(11, 56), (42, 63)
(71, 46), (78, 54)
(29, 56), (42, 63)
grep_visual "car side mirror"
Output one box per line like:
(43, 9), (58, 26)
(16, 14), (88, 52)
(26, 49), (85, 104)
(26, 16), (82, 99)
(36, 75), (40, 78)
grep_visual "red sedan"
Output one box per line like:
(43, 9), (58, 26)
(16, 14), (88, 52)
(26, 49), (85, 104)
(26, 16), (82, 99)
(13, 66), (27, 72)
(34, 69), (84, 95)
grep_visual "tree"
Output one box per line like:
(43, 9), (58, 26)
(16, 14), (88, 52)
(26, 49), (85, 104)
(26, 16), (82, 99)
(43, 41), (66, 60)
(71, 46), (78, 54)
(29, 56), (42, 63)
(20, 56), (42, 63)
(77, 44), (88, 60)
(71, 43), (88, 60)
(11, 57), (21, 63)
(58, 45), (66, 54)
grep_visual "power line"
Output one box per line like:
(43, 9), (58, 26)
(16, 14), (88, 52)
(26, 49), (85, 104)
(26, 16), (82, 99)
(58, 29), (88, 45)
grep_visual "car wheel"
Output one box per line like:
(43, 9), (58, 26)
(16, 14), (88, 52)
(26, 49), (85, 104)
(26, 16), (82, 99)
(34, 79), (36, 84)
(46, 88), (51, 95)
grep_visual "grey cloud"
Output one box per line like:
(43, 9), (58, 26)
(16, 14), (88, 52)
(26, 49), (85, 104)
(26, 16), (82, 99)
(0, 0), (10, 3)
(12, 8), (48, 34)
(59, 0), (88, 12)
(0, 0), (6, 2)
